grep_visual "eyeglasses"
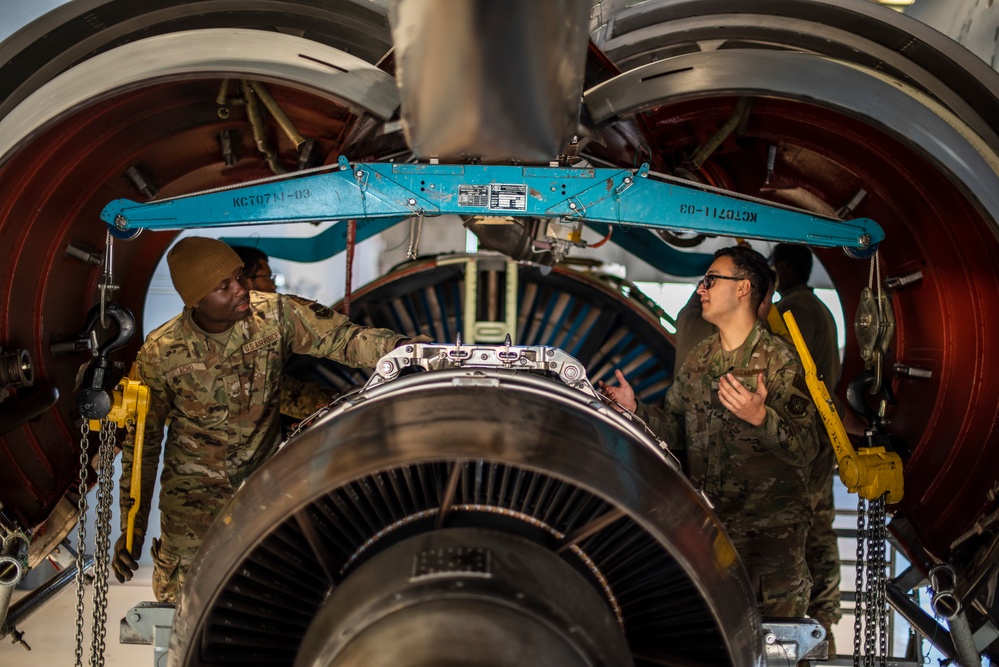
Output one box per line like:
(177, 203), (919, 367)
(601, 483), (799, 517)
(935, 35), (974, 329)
(697, 274), (744, 290)
(243, 273), (276, 282)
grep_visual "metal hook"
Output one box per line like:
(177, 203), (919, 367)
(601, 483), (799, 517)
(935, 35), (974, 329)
(78, 302), (135, 358)
(846, 369), (896, 433)
(75, 303), (136, 420)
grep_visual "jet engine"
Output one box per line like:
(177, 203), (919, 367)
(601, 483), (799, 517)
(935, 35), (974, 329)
(1, 0), (999, 663)
(171, 345), (766, 667)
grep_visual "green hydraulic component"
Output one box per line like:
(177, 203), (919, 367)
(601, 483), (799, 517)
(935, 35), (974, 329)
(438, 255), (518, 343)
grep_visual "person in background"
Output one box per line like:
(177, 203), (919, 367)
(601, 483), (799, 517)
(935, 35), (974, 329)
(602, 245), (818, 618)
(229, 245), (338, 421)
(772, 242), (843, 646)
(112, 237), (430, 602)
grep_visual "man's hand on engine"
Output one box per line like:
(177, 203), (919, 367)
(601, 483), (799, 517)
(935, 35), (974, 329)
(397, 334), (433, 347)
(598, 369), (637, 413)
(112, 529), (144, 583)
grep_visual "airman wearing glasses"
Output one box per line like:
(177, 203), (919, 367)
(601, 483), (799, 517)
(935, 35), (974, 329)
(673, 264), (777, 367)
(233, 246), (278, 292)
(601, 245), (819, 619)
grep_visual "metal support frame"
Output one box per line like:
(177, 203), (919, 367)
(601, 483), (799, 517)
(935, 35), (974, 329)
(102, 157), (884, 254)
(120, 602), (175, 667)
(0, 533), (28, 634)
(1, 550), (94, 644)
(763, 619), (827, 664)
(886, 583), (959, 662)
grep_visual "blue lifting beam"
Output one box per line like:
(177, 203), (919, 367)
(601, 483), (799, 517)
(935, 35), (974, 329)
(101, 156), (883, 255)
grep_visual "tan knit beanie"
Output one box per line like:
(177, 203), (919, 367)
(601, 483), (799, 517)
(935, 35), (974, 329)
(167, 237), (244, 307)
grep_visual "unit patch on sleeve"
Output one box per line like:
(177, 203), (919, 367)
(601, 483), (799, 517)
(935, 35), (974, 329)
(785, 394), (811, 417)
(310, 303), (333, 318)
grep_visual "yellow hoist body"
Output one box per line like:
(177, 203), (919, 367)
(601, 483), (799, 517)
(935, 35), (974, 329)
(88, 377), (150, 551)
(782, 311), (903, 503)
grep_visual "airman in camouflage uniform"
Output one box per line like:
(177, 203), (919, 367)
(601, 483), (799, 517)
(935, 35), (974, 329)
(112, 238), (421, 602)
(603, 246), (818, 617)
(774, 243), (844, 640)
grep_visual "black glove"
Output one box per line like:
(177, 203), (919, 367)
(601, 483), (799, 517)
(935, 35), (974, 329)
(397, 334), (433, 347)
(112, 530), (144, 583)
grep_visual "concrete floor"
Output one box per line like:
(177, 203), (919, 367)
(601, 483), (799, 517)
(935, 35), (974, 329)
(0, 565), (159, 666)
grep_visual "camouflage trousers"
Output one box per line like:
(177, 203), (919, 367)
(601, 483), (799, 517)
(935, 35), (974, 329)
(730, 522), (812, 618)
(806, 444), (842, 628)
(151, 484), (231, 603)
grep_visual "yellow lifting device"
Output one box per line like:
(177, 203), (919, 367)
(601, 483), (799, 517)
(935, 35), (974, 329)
(783, 311), (903, 504)
(88, 377), (150, 551)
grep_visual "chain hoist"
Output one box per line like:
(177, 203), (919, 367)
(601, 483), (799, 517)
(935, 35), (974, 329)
(71, 227), (142, 666)
(784, 312), (903, 503)
(73, 422), (90, 667)
(845, 251), (894, 666)
(72, 418), (119, 667)
(785, 278), (900, 664)
(853, 493), (889, 667)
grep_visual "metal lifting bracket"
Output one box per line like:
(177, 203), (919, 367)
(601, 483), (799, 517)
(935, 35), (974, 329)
(100, 156), (884, 253)
(364, 338), (596, 396)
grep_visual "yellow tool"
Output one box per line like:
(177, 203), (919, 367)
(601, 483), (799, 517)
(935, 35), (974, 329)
(766, 305), (791, 341)
(783, 311), (903, 503)
(89, 377), (150, 551)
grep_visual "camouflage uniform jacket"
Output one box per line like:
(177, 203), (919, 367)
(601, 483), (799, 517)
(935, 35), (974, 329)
(636, 320), (818, 533)
(278, 374), (338, 420)
(120, 291), (407, 557)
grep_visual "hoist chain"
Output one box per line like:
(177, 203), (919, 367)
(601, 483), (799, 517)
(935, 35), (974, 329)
(854, 493), (890, 667)
(73, 422), (91, 667)
(90, 419), (117, 666)
(73, 419), (118, 667)
(854, 494), (865, 667)
(873, 496), (889, 667)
